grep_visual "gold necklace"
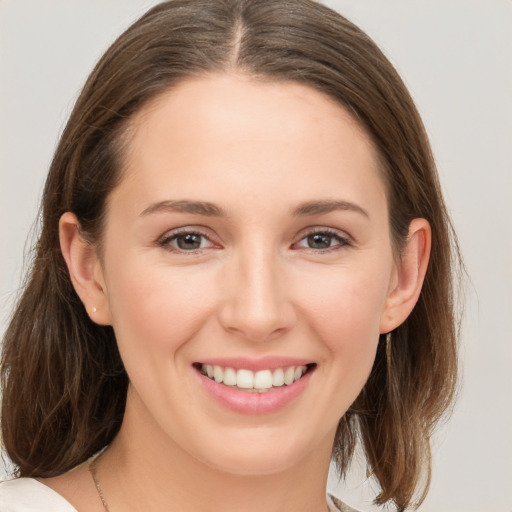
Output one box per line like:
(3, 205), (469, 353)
(88, 452), (111, 512)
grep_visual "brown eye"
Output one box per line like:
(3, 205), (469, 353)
(160, 231), (214, 252)
(175, 233), (204, 250)
(294, 229), (350, 252)
(306, 233), (333, 249)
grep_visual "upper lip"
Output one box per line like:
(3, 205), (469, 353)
(194, 356), (315, 372)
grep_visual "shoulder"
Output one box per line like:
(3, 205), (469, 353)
(327, 493), (363, 512)
(0, 478), (78, 512)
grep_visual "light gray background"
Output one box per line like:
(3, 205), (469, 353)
(1, 1), (511, 511)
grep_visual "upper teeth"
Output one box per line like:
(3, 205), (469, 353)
(201, 364), (308, 391)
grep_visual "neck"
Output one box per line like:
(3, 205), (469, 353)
(98, 388), (335, 512)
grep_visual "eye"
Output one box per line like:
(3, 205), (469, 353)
(293, 229), (351, 251)
(159, 230), (216, 252)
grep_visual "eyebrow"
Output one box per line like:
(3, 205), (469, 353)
(139, 198), (368, 219)
(292, 200), (369, 218)
(140, 200), (227, 217)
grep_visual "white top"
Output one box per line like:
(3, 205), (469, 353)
(0, 478), (358, 511)
(0, 479), (76, 511)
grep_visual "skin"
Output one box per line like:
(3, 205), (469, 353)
(52, 74), (430, 512)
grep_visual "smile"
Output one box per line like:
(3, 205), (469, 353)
(198, 364), (312, 392)
(194, 361), (316, 414)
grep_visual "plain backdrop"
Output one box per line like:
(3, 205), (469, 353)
(1, 1), (511, 511)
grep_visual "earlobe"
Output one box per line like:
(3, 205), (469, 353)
(379, 218), (431, 334)
(59, 212), (112, 325)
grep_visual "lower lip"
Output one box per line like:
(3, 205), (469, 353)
(196, 369), (313, 415)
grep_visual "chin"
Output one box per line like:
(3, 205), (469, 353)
(201, 449), (304, 477)
(187, 426), (330, 478)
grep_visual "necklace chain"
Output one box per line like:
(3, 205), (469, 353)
(88, 450), (333, 512)
(88, 452), (111, 512)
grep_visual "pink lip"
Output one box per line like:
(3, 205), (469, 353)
(195, 365), (314, 415)
(196, 356), (313, 372)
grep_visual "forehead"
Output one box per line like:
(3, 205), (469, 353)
(115, 73), (386, 215)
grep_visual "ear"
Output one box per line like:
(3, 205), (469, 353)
(379, 218), (431, 334)
(59, 212), (112, 325)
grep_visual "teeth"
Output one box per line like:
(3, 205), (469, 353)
(272, 368), (284, 387)
(236, 369), (254, 389)
(201, 364), (309, 390)
(223, 367), (237, 386)
(254, 370), (273, 389)
(213, 365), (223, 383)
(284, 367), (295, 385)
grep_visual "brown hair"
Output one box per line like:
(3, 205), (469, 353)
(1, 1), (460, 509)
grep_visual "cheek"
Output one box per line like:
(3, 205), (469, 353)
(303, 265), (389, 334)
(104, 258), (218, 360)
(297, 264), (390, 376)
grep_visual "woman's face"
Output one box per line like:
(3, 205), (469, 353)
(96, 74), (399, 475)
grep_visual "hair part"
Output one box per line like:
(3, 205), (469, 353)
(1, 1), (461, 509)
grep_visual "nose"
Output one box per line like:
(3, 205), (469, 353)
(218, 245), (296, 343)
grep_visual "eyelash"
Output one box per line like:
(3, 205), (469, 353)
(157, 227), (352, 254)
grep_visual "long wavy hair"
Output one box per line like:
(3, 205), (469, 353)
(1, 1), (461, 510)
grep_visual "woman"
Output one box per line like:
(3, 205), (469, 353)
(0, 1), (460, 511)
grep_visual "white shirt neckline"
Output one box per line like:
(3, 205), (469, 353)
(1, 477), (356, 511)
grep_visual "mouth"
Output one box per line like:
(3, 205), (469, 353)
(193, 363), (316, 393)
